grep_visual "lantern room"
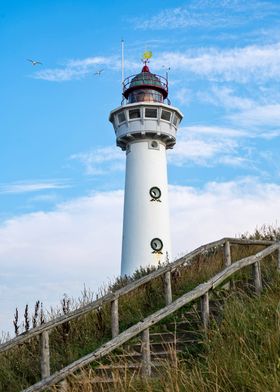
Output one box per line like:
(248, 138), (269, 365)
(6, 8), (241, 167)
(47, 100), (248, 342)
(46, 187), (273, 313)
(122, 65), (168, 104)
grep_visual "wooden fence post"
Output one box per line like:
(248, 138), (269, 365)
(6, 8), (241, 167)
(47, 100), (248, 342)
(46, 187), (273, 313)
(252, 261), (262, 295)
(277, 246), (280, 272)
(164, 271), (172, 305)
(111, 298), (119, 338)
(200, 292), (209, 330)
(223, 241), (231, 267)
(223, 241), (232, 289)
(141, 328), (151, 377)
(40, 330), (50, 379)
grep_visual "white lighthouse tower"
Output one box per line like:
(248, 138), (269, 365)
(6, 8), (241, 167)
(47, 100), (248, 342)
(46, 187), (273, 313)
(109, 54), (183, 276)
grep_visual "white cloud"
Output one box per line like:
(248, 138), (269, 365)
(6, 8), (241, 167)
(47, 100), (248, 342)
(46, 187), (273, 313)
(134, 6), (201, 30)
(174, 87), (192, 106)
(170, 178), (280, 255)
(0, 190), (123, 334)
(153, 42), (280, 82)
(69, 126), (253, 175)
(29, 194), (59, 203)
(196, 88), (280, 131)
(258, 130), (280, 140)
(0, 180), (69, 194)
(169, 125), (280, 170)
(229, 104), (280, 127)
(33, 42), (280, 84)
(169, 138), (237, 166)
(133, 1), (279, 30)
(169, 127), (243, 167)
(33, 56), (119, 82)
(70, 123), (278, 177)
(181, 125), (249, 138)
(1, 178), (279, 334)
(71, 134), (246, 173)
(198, 86), (255, 111)
(218, 155), (248, 167)
(70, 146), (125, 175)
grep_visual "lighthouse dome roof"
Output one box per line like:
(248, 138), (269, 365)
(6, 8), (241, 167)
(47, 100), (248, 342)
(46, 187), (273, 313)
(123, 65), (168, 100)
(129, 66), (162, 89)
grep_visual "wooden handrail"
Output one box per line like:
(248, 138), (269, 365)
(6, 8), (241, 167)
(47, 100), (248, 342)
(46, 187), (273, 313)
(211, 243), (278, 288)
(0, 237), (274, 354)
(21, 242), (279, 392)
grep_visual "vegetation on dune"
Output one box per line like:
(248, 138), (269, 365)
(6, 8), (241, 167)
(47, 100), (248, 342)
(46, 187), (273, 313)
(0, 225), (279, 391)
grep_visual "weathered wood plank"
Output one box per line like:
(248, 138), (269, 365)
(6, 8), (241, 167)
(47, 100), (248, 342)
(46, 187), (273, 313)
(21, 243), (278, 392)
(141, 328), (151, 377)
(252, 261), (262, 295)
(111, 298), (119, 338)
(40, 331), (50, 379)
(229, 239), (274, 246)
(200, 292), (209, 329)
(164, 271), (172, 305)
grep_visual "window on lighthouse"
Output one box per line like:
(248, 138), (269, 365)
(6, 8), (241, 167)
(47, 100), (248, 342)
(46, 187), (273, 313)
(128, 89), (163, 104)
(117, 111), (126, 124)
(161, 110), (171, 122)
(145, 108), (157, 118)
(129, 108), (141, 119)
(172, 114), (179, 126)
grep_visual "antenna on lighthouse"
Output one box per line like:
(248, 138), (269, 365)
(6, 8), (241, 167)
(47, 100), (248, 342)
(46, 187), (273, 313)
(121, 39), (125, 86)
(162, 65), (171, 81)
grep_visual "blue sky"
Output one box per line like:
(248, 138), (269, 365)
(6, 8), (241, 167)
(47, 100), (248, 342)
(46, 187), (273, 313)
(1, 0), (280, 335)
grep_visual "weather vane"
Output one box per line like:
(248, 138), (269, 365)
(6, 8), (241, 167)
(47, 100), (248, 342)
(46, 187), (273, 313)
(142, 51), (152, 65)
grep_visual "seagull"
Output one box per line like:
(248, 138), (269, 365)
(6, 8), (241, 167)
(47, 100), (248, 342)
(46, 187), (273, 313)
(94, 69), (104, 76)
(27, 59), (43, 66)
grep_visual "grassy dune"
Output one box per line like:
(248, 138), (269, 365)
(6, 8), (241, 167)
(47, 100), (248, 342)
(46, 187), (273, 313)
(0, 225), (279, 391)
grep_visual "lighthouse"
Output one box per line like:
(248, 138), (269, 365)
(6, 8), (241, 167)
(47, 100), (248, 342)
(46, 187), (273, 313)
(109, 54), (183, 276)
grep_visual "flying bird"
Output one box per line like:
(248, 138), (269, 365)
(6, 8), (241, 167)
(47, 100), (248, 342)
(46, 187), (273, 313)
(27, 59), (43, 66)
(94, 69), (104, 76)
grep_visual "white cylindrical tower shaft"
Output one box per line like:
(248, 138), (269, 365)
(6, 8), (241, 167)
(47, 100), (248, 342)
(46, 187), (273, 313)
(122, 140), (171, 276)
(109, 61), (183, 276)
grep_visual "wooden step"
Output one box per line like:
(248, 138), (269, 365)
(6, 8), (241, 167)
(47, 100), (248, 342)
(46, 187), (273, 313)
(125, 340), (199, 354)
(93, 359), (171, 376)
(115, 348), (184, 360)
(149, 331), (200, 342)
(165, 320), (202, 332)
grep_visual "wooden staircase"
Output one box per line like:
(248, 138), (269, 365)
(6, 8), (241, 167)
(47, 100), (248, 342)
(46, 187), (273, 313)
(63, 294), (225, 391)
(84, 296), (226, 388)
(0, 237), (279, 392)
(76, 308), (204, 389)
